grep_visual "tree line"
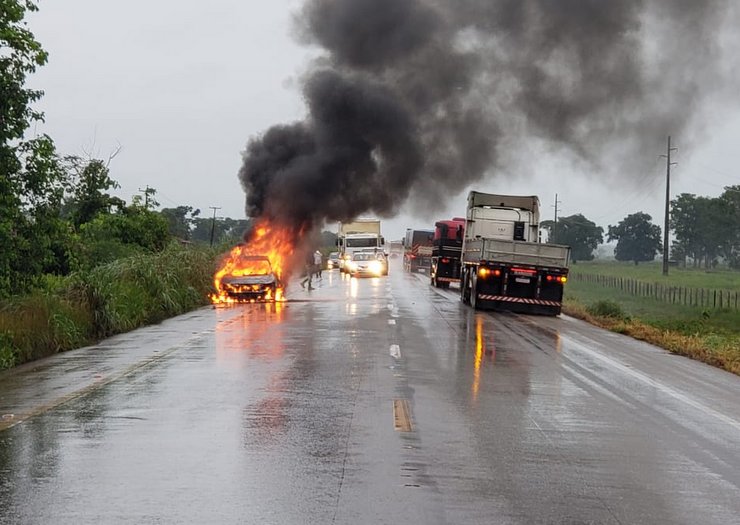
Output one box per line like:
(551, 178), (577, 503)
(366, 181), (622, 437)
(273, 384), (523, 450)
(542, 185), (740, 268)
(670, 189), (740, 269)
(0, 1), (255, 300)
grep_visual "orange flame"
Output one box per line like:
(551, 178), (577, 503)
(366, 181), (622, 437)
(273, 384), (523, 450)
(211, 220), (298, 304)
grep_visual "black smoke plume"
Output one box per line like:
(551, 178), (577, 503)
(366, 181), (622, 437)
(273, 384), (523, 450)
(239, 0), (735, 241)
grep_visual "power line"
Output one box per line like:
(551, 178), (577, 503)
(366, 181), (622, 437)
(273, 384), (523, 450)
(590, 159), (664, 223)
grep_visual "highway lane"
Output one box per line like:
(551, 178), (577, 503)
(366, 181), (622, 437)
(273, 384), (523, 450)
(1, 262), (740, 524)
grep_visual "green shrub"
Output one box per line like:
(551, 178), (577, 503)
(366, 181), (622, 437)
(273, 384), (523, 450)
(1, 243), (216, 369)
(0, 333), (18, 369)
(0, 292), (94, 366)
(68, 243), (214, 337)
(587, 299), (627, 319)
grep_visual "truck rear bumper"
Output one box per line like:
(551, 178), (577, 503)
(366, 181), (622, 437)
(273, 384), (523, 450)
(477, 294), (561, 307)
(475, 294), (562, 315)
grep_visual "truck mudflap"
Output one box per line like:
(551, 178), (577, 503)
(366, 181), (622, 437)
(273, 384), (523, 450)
(477, 295), (561, 307)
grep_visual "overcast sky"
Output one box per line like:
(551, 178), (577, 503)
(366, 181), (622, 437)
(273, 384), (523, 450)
(28, 0), (740, 241)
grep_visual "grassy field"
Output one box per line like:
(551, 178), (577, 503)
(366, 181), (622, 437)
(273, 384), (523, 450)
(570, 261), (740, 291)
(564, 261), (740, 375)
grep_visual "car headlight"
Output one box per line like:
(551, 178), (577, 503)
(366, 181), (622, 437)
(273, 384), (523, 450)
(346, 262), (357, 271)
(368, 260), (382, 275)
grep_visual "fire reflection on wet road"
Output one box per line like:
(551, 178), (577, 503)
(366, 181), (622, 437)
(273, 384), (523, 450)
(1, 262), (740, 524)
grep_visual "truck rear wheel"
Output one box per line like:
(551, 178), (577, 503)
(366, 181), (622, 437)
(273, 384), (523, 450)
(460, 269), (470, 304)
(470, 274), (480, 310)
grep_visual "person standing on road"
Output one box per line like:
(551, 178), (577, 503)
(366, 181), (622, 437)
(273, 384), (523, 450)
(301, 251), (314, 290)
(313, 250), (323, 279)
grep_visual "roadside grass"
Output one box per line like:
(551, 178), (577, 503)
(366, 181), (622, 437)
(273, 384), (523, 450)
(0, 243), (217, 370)
(564, 278), (740, 375)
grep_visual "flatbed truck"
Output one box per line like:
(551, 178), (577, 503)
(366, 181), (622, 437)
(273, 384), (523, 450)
(459, 192), (571, 315)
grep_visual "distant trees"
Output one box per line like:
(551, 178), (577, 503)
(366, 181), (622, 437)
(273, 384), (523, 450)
(191, 217), (251, 245)
(542, 214), (603, 263)
(608, 212), (662, 265)
(161, 206), (201, 240)
(320, 230), (338, 249)
(720, 186), (740, 269)
(671, 187), (740, 269)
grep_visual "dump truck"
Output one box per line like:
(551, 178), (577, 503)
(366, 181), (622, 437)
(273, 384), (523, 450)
(430, 217), (466, 289)
(459, 191), (570, 315)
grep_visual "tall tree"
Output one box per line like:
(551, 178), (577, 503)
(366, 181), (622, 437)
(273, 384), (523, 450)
(670, 193), (726, 268)
(542, 214), (603, 263)
(607, 212), (662, 265)
(1, 1), (68, 295)
(63, 155), (123, 228)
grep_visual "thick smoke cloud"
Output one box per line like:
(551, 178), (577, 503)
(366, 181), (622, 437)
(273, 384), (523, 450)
(239, 0), (734, 238)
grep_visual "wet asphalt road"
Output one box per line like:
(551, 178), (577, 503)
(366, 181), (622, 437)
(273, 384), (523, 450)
(2, 262), (740, 524)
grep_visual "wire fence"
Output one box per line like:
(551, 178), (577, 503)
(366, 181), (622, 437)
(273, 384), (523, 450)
(571, 273), (740, 311)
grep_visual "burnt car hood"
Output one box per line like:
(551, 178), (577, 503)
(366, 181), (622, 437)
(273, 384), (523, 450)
(222, 274), (276, 286)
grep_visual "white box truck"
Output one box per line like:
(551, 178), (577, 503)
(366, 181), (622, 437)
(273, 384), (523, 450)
(337, 219), (386, 273)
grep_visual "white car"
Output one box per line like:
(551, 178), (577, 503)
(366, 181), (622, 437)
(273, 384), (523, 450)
(345, 252), (388, 277)
(327, 251), (340, 269)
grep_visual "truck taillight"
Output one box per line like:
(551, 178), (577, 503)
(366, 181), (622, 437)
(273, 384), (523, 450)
(546, 274), (567, 283)
(441, 258), (450, 263)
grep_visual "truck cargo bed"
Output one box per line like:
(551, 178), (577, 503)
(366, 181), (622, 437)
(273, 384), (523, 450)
(463, 239), (570, 268)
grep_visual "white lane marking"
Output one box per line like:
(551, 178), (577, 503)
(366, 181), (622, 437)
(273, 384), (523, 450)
(390, 344), (401, 359)
(563, 334), (740, 433)
(391, 310), (400, 318)
(388, 319), (396, 325)
(387, 303), (395, 310)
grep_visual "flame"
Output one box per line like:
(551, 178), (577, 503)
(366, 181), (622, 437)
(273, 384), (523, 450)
(211, 219), (298, 305)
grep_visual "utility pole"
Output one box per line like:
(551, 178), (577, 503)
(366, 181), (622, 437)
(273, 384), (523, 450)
(553, 193), (562, 223)
(660, 136), (678, 276)
(209, 206), (221, 247)
(138, 185), (152, 209)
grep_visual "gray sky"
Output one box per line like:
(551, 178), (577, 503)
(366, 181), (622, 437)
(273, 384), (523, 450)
(29, 0), (740, 241)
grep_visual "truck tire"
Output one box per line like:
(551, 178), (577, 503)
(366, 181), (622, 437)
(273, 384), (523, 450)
(460, 269), (471, 304)
(470, 274), (480, 310)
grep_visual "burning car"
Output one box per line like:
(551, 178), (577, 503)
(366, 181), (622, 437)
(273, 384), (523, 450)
(218, 255), (282, 302)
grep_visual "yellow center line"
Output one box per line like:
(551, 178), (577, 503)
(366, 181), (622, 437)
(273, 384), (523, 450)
(393, 399), (413, 432)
